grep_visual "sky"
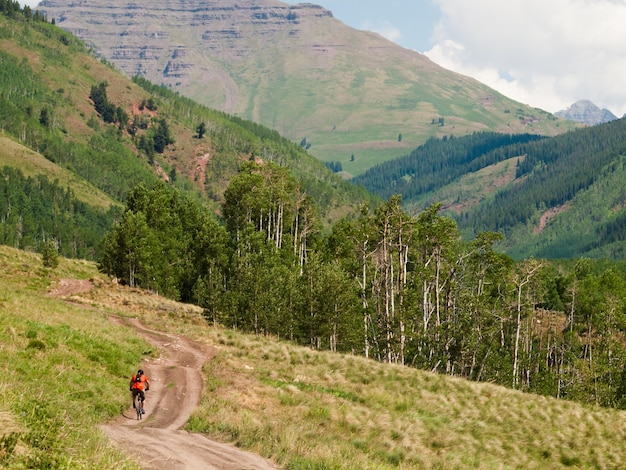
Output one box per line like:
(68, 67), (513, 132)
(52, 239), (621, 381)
(23, 0), (626, 117)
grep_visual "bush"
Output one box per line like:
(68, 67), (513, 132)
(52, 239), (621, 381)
(41, 240), (59, 268)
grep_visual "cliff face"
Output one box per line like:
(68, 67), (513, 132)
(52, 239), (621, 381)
(40, 0), (578, 173)
(41, 0), (333, 112)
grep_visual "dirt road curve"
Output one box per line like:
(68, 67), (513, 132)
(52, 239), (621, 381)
(101, 318), (281, 469)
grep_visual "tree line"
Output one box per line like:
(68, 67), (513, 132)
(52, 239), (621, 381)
(1, 0), (47, 23)
(99, 165), (626, 409)
(352, 132), (543, 201)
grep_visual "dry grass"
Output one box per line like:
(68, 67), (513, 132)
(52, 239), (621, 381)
(175, 327), (626, 469)
(3, 244), (626, 468)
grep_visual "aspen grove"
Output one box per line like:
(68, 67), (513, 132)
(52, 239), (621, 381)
(99, 162), (626, 408)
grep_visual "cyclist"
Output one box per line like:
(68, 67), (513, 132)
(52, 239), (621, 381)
(129, 369), (150, 414)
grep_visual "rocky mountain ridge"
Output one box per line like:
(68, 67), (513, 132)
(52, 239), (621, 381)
(40, 0), (335, 113)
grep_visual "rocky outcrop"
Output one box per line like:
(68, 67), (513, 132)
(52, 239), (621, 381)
(555, 99), (617, 126)
(40, 0), (333, 80)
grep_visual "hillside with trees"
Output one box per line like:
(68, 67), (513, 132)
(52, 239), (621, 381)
(354, 120), (626, 260)
(0, 7), (372, 259)
(352, 132), (544, 200)
(99, 172), (626, 409)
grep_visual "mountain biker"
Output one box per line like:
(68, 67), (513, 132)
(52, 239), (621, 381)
(129, 369), (150, 414)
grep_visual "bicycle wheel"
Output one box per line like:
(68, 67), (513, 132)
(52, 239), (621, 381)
(136, 396), (142, 420)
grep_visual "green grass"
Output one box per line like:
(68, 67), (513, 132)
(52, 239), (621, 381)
(0, 246), (144, 468)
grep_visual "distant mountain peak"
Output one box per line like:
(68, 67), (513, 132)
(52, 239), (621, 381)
(555, 99), (617, 126)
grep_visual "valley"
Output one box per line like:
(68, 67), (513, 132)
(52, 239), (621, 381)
(2, 3), (626, 468)
(3, 245), (626, 468)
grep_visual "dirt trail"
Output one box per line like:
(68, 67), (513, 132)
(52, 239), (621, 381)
(52, 280), (280, 469)
(102, 318), (281, 469)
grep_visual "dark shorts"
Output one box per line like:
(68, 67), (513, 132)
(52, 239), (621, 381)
(131, 389), (146, 402)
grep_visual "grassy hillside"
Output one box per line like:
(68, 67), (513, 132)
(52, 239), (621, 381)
(0, 134), (117, 209)
(0, 246), (144, 468)
(3, 244), (626, 468)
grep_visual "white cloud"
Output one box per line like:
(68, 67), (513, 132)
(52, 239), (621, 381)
(361, 20), (402, 44)
(425, 0), (626, 116)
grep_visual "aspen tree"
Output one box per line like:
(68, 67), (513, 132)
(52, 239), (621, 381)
(512, 259), (543, 388)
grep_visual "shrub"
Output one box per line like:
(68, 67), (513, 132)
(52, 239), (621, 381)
(41, 241), (59, 268)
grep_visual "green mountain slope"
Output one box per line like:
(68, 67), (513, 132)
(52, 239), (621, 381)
(0, 135), (117, 209)
(355, 120), (626, 259)
(0, 9), (372, 258)
(39, 0), (580, 176)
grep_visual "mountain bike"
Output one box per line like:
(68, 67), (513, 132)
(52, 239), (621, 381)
(133, 392), (144, 420)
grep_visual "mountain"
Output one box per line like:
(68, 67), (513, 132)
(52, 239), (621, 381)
(38, 0), (579, 176)
(0, 9), (372, 260)
(354, 119), (626, 259)
(555, 99), (618, 125)
(0, 4), (620, 263)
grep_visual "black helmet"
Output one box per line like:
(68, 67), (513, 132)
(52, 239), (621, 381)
(137, 369), (144, 375)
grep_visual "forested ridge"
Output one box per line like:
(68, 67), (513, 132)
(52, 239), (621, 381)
(352, 132), (544, 200)
(355, 119), (626, 260)
(0, 0), (47, 22)
(462, 119), (626, 230)
(0, 167), (121, 258)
